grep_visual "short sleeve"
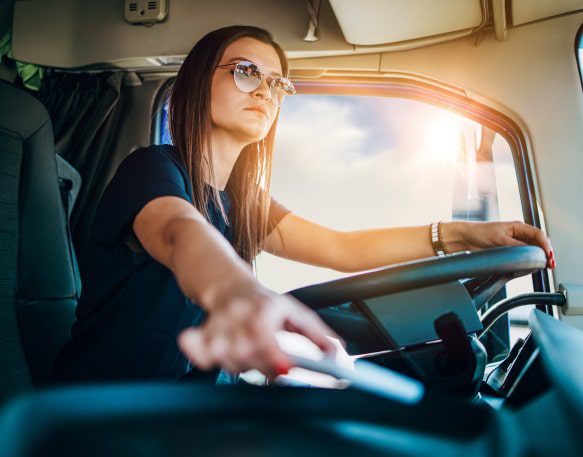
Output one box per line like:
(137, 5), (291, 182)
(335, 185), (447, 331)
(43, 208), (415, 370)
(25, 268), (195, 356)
(93, 146), (192, 247)
(266, 196), (292, 237)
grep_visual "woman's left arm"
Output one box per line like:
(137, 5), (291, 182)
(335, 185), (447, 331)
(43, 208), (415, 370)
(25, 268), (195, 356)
(262, 215), (554, 272)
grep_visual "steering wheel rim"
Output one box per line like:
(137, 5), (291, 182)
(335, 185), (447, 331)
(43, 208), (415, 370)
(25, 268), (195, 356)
(288, 246), (547, 310)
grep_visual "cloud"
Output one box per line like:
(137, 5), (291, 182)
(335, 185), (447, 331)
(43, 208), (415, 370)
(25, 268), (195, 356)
(271, 95), (457, 229)
(257, 94), (521, 293)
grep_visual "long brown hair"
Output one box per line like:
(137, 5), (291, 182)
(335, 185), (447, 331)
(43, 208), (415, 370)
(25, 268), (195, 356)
(168, 26), (288, 265)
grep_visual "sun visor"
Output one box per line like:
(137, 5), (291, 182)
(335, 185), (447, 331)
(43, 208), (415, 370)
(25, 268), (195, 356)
(328, 0), (484, 46)
(511, 0), (583, 26)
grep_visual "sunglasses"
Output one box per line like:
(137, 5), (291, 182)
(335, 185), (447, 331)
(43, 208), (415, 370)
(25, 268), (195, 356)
(216, 60), (296, 107)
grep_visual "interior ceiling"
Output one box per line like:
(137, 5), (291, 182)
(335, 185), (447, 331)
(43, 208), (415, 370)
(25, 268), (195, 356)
(8, 0), (583, 71)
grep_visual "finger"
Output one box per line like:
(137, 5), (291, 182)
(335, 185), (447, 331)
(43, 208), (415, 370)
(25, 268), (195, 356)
(285, 310), (339, 354)
(225, 329), (259, 374)
(247, 302), (301, 377)
(545, 244), (556, 269)
(548, 245), (556, 269)
(178, 328), (213, 370)
(252, 324), (293, 379)
(512, 237), (555, 269)
(510, 223), (552, 255)
(205, 326), (260, 375)
(205, 333), (230, 370)
(501, 236), (527, 247)
(506, 226), (555, 269)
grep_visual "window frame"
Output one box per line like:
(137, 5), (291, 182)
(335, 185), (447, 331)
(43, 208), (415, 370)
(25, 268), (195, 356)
(575, 23), (583, 93)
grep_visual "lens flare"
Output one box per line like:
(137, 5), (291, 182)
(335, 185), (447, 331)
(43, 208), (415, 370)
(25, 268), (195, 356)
(424, 120), (462, 164)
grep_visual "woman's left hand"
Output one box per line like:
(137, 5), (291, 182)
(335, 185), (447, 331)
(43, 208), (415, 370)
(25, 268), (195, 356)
(442, 221), (555, 269)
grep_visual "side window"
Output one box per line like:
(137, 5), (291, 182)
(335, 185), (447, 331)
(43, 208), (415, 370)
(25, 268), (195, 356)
(254, 93), (534, 362)
(159, 99), (172, 145)
(155, 89), (536, 362)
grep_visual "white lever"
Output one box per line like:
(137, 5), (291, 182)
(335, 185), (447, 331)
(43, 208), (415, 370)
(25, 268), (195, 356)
(287, 354), (425, 405)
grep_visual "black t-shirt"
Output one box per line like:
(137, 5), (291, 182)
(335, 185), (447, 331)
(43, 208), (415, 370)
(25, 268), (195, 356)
(51, 144), (290, 382)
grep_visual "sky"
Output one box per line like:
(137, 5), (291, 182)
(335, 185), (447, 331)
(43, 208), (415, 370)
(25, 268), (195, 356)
(160, 94), (526, 294)
(255, 94), (524, 293)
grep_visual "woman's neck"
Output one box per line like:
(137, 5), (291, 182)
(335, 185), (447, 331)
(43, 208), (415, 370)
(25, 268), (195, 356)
(205, 130), (248, 191)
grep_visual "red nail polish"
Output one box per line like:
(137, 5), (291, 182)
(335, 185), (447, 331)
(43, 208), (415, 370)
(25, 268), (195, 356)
(275, 361), (289, 376)
(552, 259), (556, 269)
(550, 249), (555, 259)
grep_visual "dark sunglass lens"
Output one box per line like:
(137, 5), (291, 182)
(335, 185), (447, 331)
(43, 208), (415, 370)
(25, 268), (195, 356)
(273, 78), (295, 95)
(234, 62), (262, 92)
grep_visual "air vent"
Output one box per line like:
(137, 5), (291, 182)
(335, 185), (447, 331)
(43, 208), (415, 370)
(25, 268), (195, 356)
(124, 0), (168, 25)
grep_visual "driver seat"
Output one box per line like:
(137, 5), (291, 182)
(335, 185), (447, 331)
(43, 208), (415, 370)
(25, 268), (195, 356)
(0, 80), (81, 403)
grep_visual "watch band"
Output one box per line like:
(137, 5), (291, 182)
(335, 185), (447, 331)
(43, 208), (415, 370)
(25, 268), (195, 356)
(430, 221), (446, 257)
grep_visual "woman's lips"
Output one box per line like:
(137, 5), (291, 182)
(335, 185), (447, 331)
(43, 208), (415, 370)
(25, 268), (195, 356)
(245, 106), (268, 119)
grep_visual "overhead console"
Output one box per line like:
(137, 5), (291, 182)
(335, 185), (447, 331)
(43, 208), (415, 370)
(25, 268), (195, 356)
(11, 0), (583, 71)
(11, 0), (352, 70)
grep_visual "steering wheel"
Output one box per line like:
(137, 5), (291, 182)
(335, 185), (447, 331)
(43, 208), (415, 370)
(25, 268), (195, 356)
(289, 246), (546, 309)
(288, 246), (547, 353)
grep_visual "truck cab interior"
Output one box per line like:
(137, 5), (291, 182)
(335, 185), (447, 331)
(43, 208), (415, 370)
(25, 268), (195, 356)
(1, 0), (583, 456)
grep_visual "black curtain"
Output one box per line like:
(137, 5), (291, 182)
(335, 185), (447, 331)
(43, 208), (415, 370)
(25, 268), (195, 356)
(36, 70), (125, 264)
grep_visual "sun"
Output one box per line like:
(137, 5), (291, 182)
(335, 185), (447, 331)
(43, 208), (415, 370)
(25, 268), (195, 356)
(424, 119), (462, 164)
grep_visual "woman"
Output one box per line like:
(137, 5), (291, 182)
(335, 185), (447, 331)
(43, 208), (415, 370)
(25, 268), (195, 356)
(52, 25), (554, 383)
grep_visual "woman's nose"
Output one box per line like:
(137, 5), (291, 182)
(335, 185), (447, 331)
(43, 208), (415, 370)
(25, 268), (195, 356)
(252, 77), (271, 102)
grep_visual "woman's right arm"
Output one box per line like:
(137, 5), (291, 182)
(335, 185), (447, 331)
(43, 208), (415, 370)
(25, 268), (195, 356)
(133, 195), (337, 378)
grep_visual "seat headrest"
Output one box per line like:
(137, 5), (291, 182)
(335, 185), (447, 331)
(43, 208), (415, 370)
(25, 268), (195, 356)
(0, 80), (50, 138)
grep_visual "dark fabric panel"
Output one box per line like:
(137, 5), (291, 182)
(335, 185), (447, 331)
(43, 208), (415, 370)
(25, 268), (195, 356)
(36, 71), (125, 265)
(19, 298), (77, 386)
(17, 118), (77, 300)
(0, 129), (33, 403)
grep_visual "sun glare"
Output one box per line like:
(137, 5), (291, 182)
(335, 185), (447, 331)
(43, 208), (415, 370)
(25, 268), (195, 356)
(424, 119), (462, 164)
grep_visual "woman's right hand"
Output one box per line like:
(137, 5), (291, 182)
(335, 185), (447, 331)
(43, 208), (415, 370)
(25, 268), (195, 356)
(133, 196), (338, 378)
(177, 283), (340, 379)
